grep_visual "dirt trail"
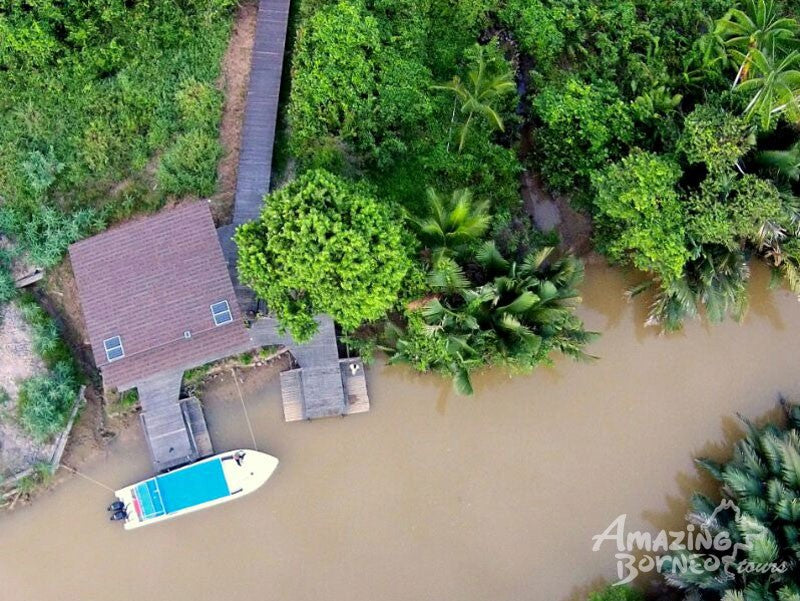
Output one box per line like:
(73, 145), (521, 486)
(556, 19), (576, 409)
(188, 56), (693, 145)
(210, 1), (259, 225)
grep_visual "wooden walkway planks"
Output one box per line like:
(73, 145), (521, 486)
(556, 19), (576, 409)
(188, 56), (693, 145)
(232, 0), (291, 226)
(136, 372), (216, 471)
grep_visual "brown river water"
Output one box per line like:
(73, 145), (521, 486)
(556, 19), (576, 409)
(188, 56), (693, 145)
(3, 262), (800, 601)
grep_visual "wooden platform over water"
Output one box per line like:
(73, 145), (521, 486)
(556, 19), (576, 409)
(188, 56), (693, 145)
(281, 358), (370, 422)
(140, 397), (213, 472)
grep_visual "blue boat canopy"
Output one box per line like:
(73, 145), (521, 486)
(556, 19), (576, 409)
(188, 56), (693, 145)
(134, 458), (230, 518)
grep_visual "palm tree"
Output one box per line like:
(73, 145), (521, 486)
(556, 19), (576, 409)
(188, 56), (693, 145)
(715, 0), (798, 85)
(411, 187), (490, 260)
(736, 47), (800, 128)
(664, 401), (800, 600)
(635, 249), (750, 332)
(433, 43), (516, 152)
(757, 140), (800, 181)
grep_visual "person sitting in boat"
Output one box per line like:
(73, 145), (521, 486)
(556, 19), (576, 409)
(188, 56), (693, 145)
(234, 451), (246, 466)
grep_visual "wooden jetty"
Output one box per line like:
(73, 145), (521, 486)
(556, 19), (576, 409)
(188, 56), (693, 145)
(280, 358), (370, 422)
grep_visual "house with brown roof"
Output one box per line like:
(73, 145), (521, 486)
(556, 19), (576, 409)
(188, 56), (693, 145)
(70, 201), (251, 393)
(69, 202), (253, 470)
(69, 200), (370, 471)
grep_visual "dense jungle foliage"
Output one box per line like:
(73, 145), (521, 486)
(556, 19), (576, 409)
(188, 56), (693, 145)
(7, 0), (800, 394)
(258, 0), (800, 392)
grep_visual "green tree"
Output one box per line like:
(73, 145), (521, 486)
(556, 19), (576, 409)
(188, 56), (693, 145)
(235, 170), (412, 342)
(434, 43), (516, 152)
(664, 401), (800, 600)
(288, 0), (381, 162)
(532, 78), (635, 192)
(411, 187), (490, 260)
(679, 104), (754, 174)
(592, 151), (689, 282)
(687, 173), (783, 249)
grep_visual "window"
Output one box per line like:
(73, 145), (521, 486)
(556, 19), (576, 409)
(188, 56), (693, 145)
(103, 336), (124, 362)
(211, 300), (233, 326)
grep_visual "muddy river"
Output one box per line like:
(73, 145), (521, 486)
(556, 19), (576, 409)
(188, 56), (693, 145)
(3, 263), (800, 601)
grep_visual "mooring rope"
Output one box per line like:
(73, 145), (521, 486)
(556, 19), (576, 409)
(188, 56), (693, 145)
(59, 464), (115, 493)
(232, 368), (259, 451)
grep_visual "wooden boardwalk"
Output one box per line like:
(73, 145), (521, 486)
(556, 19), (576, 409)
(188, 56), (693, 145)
(232, 0), (291, 226)
(137, 373), (215, 471)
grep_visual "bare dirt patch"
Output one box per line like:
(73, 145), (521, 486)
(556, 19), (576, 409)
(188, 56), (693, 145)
(210, 1), (259, 225)
(0, 302), (51, 477)
(40, 258), (96, 379)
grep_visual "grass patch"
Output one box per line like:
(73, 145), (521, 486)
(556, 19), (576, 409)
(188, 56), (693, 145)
(0, 0), (237, 275)
(15, 294), (81, 441)
(15, 462), (55, 497)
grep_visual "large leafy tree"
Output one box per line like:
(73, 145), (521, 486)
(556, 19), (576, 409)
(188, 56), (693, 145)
(592, 150), (689, 283)
(665, 401), (800, 600)
(235, 170), (412, 342)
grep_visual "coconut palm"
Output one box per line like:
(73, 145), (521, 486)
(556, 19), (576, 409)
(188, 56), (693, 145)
(736, 47), (800, 128)
(664, 401), (800, 600)
(715, 0), (798, 85)
(434, 43), (516, 152)
(411, 187), (490, 260)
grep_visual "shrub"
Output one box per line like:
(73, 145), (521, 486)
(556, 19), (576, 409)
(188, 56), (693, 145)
(156, 130), (222, 197)
(0, 205), (100, 268)
(532, 78), (635, 193)
(175, 80), (222, 132)
(17, 294), (78, 371)
(236, 169), (412, 341)
(17, 362), (79, 441)
(0, 249), (16, 304)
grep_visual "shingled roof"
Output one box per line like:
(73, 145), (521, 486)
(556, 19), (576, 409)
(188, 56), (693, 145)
(69, 202), (251, 391)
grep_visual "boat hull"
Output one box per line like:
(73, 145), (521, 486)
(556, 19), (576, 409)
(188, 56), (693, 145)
(114, 450), (278, 530)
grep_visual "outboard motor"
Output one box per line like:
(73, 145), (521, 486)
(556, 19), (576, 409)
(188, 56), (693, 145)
(107, 501), (125, 512)
(110, 510), (127, 522)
